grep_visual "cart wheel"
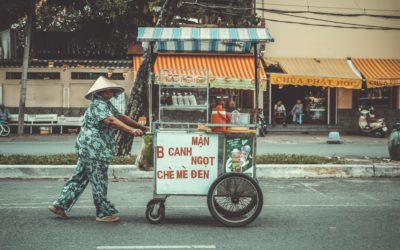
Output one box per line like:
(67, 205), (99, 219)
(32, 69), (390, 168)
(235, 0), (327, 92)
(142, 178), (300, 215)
(0, 125), (10, 137)
(145, 199), (165, 224)
(207, 173), (263, 227)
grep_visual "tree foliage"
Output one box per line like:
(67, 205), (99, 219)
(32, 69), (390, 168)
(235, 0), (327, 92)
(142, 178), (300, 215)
(2, 0), (156, 58)
(0, 0), (35, 30)
(2, 0), (258, 58)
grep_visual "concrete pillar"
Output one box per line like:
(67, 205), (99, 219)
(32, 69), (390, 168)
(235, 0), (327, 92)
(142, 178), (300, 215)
(60, 68), (71, 109)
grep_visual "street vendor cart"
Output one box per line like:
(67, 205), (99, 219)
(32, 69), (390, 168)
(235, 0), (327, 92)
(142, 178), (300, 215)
(136, 27), (273, 227)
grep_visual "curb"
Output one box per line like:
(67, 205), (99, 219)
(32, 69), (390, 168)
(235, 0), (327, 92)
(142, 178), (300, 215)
(0, 164), (399, 179)
(256, 164), (375, 178)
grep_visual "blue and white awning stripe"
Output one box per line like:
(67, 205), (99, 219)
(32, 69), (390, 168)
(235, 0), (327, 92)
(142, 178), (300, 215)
(156, 40), (253, 53)
(138, 27), (273, 42)
(138, 27), (273, 52)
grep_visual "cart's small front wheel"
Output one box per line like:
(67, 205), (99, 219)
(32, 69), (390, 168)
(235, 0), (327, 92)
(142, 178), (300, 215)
(145, 199), (165, 224)
(207, 173), (263, 227)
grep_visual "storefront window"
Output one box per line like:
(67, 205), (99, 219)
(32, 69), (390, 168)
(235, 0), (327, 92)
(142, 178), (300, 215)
(359, 88), (391, 108)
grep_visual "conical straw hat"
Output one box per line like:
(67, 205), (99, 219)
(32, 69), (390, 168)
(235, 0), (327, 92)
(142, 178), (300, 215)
(85, 76), (125, 100)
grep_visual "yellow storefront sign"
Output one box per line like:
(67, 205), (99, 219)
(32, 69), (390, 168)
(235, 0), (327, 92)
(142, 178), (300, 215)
(367, 79), (400, 88)
(270, 74), (362, 89)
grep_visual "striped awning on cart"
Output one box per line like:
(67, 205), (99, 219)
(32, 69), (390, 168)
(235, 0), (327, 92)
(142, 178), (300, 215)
(134, 54), (267, 90)
(352, 58), (400, 88)
(137, 27), (273, 53)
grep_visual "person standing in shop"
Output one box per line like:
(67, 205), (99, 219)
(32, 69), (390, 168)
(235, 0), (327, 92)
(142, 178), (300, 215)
(48, 76), (146, 223)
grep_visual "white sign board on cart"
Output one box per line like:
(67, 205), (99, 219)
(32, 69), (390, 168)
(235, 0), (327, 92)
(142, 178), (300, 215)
(155, 131), (219, 195)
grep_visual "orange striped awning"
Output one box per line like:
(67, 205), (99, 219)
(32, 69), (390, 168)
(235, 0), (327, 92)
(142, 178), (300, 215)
(266, 57), (362, 89)
(134, 54), (266, 90)
(352, 58), (400, 88)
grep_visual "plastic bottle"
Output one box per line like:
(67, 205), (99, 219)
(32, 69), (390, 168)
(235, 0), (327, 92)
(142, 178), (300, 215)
(189, 92), (197, 106)
(177, 93), (184, 106)
(160, 92), (166, 105)
(183, 92), (190, 106)
(165, 92), (172, 105)
(172, 92), (178, 106)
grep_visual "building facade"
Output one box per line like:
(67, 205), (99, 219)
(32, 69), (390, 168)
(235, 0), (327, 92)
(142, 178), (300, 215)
(0, 60), (134, 116)
(256, 0), (400, 131)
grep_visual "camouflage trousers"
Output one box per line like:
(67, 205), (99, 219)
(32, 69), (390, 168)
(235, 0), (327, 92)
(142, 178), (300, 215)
(53, 157), (118, 218)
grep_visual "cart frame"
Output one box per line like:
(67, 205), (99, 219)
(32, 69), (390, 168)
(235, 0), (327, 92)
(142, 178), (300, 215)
(137, 27), (273, 226)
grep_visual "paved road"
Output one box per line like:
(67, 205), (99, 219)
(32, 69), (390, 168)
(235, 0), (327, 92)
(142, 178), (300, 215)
(0, 134), (389, 158)
(0, 179), (399, 250)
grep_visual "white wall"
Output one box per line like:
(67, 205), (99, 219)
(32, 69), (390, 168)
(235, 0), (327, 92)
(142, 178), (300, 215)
(258, 0), (400, 58)
(0, 68), (134, 108)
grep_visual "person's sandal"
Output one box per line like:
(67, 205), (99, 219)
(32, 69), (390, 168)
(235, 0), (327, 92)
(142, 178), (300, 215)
(96, 215), (120, 223)
(48, 205), (68, 219)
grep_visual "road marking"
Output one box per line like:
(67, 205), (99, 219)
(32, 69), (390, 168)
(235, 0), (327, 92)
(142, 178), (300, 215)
(96, 245), (216, 249)
(301, 183), (329, 198)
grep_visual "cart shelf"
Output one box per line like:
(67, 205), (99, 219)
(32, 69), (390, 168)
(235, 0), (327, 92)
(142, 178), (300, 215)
(159, 105), (208, 111)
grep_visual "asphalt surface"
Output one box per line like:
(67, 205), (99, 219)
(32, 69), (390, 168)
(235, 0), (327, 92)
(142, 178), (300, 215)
(0, 134), (390, 158)
(1, 179), (399, 250)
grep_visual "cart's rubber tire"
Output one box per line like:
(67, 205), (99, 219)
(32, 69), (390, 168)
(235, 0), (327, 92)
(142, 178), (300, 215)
(0, 125), (10, 137)
(207, 173), (263, 227)
(145, 199), (165, 224)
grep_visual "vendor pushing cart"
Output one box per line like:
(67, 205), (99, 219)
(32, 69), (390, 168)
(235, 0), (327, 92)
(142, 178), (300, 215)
(137, 27), (273, 227)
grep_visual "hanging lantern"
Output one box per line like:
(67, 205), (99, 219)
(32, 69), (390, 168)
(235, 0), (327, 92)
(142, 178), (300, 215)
(107, 68), (113, 78)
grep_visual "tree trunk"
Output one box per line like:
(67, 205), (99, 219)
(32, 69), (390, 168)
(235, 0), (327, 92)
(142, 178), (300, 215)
(115, 0), (178, 156)
(17, 2), (35, 135)
(115, 45), (156, 156)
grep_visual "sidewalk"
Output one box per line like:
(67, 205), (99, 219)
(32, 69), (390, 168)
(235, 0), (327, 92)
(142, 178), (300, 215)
(0, 133), (390, 158)
(1, 163), (399, 179)
(0, 132), (387, 144)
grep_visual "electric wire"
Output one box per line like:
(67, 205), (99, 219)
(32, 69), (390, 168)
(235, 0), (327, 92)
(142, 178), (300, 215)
(257, 7), (400, 19)
(181, 1), (400, 30)
(182, 1), (400, 19)
(254, 1), (399, 13)
(263, 17), (400, 30)
(269, 11), (400, 30)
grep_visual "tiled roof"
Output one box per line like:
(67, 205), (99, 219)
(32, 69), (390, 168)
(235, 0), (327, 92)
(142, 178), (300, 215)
(0, 59), (133, 69)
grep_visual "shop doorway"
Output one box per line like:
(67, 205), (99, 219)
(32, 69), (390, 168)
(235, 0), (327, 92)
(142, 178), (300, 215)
(271, 85), (329, 124)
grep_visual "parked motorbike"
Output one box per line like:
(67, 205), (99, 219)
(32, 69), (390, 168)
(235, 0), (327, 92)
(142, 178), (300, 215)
(257, 112), (268, 137)
(358, 106), (388, 137)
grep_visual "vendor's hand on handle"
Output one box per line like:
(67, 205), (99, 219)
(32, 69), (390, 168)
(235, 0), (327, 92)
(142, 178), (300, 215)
(131, 128), (143, 136)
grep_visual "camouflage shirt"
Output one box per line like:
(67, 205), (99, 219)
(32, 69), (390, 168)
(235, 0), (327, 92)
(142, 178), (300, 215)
(76, 96), (122, 162)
